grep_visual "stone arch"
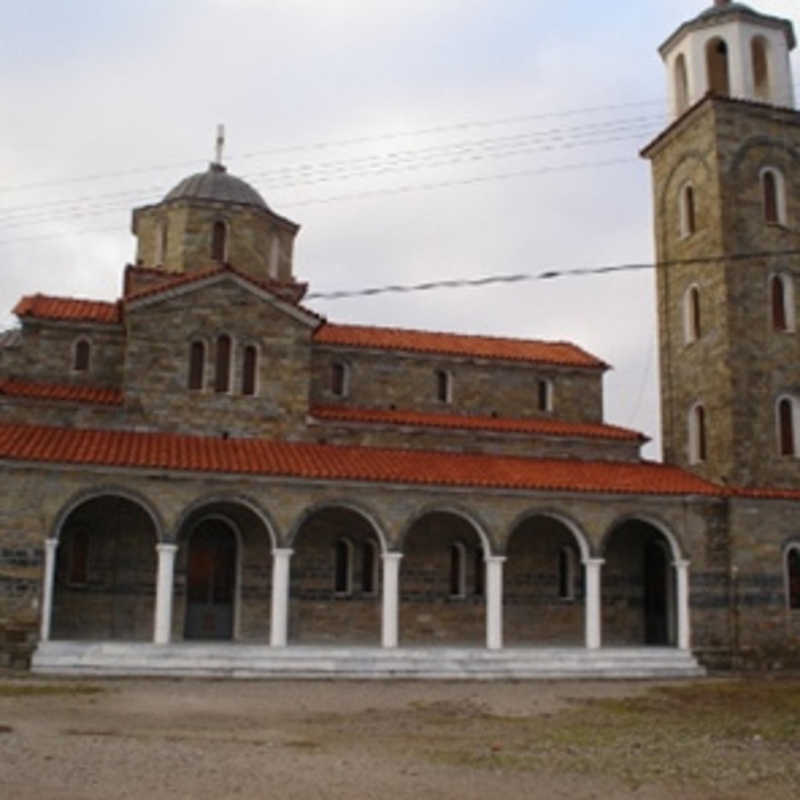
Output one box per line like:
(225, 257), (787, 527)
(398, 503), (494, 558)
(287, 498), (389, 553)
(727, 137), (800, 178)
(657, 151), (710, 251)
(600, 513), (685, 562)
(172, 493), (279, 548)
(50, 486), (166, 542)
(504, 507), (591, 560)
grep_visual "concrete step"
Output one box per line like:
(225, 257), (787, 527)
(32, 642), (706, 680)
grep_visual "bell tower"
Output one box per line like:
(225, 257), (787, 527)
(642, 1), (800, 489)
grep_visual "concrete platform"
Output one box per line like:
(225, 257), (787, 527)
(33, 641), (706, 680)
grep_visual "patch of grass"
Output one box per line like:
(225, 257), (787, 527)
(0, 683), (104, 698)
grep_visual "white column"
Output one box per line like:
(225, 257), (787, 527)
(674, 559), (691, 651)
(381, 552), (403, 649)
(485, 556), (505, 651)
(270, 548), (293, 647)
(584, 558), (604, 650)
(153, 543), (178, 645)
(39, 538), (59, 643)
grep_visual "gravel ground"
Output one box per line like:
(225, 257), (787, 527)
(0, 676), (798, 799)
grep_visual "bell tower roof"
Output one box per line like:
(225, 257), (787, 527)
(162, 163), (269, 209)
(659, 1), (796, 120)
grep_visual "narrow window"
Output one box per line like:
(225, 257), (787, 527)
(269, 236), (281, 279)
(215, 334), (232, 393)
(361, 541), (377, 595)
(334, 538), (352, 595)
(674, 54), (689, 115)
(449, 542), (466, 597)
(155, 221), (168, 265)
(473, 548), (484, 597)
(772, 276), (788, 331)
(74, 339), (90, 372)
(188, 341), (205, 390)
(68, 528), (90, 584)
(763, 170), (778, 224)
(242, 345), (257, 396)
(537, 379), (552, 412)
(752, 36), (770, 102)
(331, 362), (348, 397)
(680, 183), (696, 237)
(435, 369), (451, 404)
(787, 547), (800, 610)
(706, 37), (730, 96)
(684, 285), (701, 342)
(558, 546), (575, 600)
(690, 403), (707, 464)
(778, 398), (795, 456)
(211, 221), (227, 261)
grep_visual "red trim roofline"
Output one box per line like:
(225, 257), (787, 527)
(0, 379), (123, 407)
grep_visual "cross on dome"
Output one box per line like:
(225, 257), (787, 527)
(214, 124), (225, 167)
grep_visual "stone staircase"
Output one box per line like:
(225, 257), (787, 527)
(33, 642), (706, 680)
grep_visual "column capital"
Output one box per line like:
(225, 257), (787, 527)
(44, 538), (59, 552)
(156, 542), (179, 553)
(381, 551), (403, 562)
(272, 547), (294, 558)
(485, 554), (506, 564)
(583, 557), (605, 567)
(673, 558), (691, 570)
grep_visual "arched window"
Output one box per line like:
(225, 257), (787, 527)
(331, 362), (349, 397)
(269, 237), (281, 279)
(751, 36), (770, 102)
(435, 369), (452, 404)
(211, 221), (227, 261)
(537, 379), (553, 412)
(449, 542), (466, 597)
(214, 334), (232, 393)
(769, 273), (795, 332)
(558, 546), (577, 600)
(73, 339), (91, 372)
(706, 37), (730, 96)
(188, 340), (205, 390)
(361, 540), (378, 595)
(684, 284), (702, 343)
(241, 345), (257, 396)
(786, 545), (800, 610)
(473, 548), (484, 597)
(777, 396), (798, 457)
(679, 183), (696, 238)
(334, 538), (353, 595)
(689, 402), (707, 464)
(674, 54), (689, 115)
(761, 168), (786, 226)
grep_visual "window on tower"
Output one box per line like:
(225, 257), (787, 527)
(689, 402), (707, 464)
(769, 273), (794, 332)
(706, 37), (730, 97)
(683, 285), (702, 343)
(679, 183), (696, 238)
(751, 36), (770, 102)
(777, 397), (798, 457)
(761, 168), (786, 226)
(211, 221), (227, 261)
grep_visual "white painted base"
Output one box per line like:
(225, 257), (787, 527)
(32, 642), (706, 680)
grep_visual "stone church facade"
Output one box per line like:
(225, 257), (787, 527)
(0, 0), (798, 675)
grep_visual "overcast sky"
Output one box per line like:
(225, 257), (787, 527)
(2, 0), (798, 459)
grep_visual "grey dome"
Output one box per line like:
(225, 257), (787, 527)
(163, 163), (268, 209)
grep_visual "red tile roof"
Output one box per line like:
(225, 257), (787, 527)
(0, 422), (719, 496)
(313, 323), (606, 368)
(311, 405), (645, 442)
(730, 486), (800, 501)
(124, 264), (312, 308)
(0, 379), (123, 406)
(13, 294), (121, 325)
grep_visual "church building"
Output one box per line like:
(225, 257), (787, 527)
(0, 0), (798, 677)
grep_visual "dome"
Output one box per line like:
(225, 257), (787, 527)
(163, 163), (269, 209)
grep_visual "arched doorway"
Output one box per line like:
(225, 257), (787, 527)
(290, 506), (383, 644)
(505, 514), (587, 645)
(400, 511), (486, 645)
(603, 519), (677, 646)
(52, 495), (158, 641)
(184, 518), (237, 640)
(175, 499), (274, 642)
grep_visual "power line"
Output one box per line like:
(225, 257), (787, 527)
(304, 248), (800, 300)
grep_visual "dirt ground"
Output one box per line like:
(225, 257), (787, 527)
(0, 675), (798, 799)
